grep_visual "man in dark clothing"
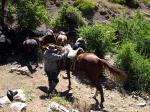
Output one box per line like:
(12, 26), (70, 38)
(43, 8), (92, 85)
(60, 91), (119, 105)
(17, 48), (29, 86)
(44, 44), (68, 95)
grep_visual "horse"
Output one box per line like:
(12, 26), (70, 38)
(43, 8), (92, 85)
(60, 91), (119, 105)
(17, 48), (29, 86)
(67, 52), (127, 108)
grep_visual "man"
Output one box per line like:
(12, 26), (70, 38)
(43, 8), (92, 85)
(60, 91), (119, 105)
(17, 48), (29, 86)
(43, 44), (68, 95)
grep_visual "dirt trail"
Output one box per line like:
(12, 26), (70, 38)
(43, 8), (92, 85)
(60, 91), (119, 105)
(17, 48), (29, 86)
(0, 63), (150, 112)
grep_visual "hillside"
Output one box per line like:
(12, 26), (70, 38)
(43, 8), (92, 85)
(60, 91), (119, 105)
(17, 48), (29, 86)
(0, 63), (150, 112)
(0, 0), (150, 112)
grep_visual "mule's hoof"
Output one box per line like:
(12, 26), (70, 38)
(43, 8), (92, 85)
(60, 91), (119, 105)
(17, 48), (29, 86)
(100, 103), (104, 109)
(68, 86), (72, 90)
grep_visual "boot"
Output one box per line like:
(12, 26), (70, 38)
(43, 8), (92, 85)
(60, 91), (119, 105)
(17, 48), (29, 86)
(48, 81), (57, 95)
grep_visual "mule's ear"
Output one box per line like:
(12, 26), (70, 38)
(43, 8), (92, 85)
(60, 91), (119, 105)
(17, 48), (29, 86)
(76, 47), (84, 55)
(59, 31), (66, 35)
(79, 47), (84, 51)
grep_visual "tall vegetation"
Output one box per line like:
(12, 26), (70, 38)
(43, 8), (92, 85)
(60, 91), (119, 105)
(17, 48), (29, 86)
(78, 24), (115, 58)
(49, 2), (87, 33)
(112, 13), (150, 92)
(0, 0), (49, 30)
(78, 12), (150, 93)
(74, 0), (97, 15)
(116, 43), (150, 92)
(16, 0), (49, 30)
(108, 0), (139, 8)
(111, 13), (150, 58)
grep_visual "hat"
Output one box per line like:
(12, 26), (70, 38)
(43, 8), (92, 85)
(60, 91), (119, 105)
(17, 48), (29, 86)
(7, 90), (18, 101)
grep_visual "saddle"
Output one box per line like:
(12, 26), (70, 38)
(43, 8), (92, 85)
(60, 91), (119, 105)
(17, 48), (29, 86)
(67, 47), (84, 59)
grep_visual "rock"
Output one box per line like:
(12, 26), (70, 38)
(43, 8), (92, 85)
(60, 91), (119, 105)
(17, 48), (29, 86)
(55, 0), (61, 7)
(10, 102), (27, 112)
(48, 101), (69, 112)
(10, 66), (31, 75)
(99, 10), (107, 15)
(105, 15), (110, 20)
(132, 95), (139, 100)
(10, 67), (17, 73)
(137, 102), (146, 107)
(0, 96), (11, 106)
(71, 109), (80, 112)
(90, 110), (103, 112)
(17, 66), (31, 75)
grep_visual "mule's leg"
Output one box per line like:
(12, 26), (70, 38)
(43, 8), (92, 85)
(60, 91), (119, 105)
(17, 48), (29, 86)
(66, 69), (71, 90)
(95, 83), (104, 108)
(93, 89), (99, 99)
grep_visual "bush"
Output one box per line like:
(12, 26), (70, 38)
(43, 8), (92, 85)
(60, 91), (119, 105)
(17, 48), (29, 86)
(74, 0), (96, 15)
(111, 13), (150, 57)
(138, 0), (150, 5)
(78, 23), (115, 58)
(108, 0), (139, 8)
(16, 0), (49, 30)
(49, 2), (87, 36)
(116, 43), (150, 92)
(109, 0), (125, 4)
(7, 1), (16, 24)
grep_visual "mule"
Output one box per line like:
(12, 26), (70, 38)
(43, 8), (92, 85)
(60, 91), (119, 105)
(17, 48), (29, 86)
(33, 30), (56, 46)
(22, 39), (38, 71)
(73, 37), (87, 50)
(68, 52), (127, 108)
(55, 31), (68, 46)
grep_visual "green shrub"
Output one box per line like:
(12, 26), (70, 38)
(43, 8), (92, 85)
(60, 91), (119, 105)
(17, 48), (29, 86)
(78, 23), (115, 58)
(116, 43), (150, 92)
(74, 0), (96, 15)
(7, 1), (16, 24)
(136, 0), (150, 5)
(16, 0), (49, 30)
(109, 0), (125, 4)
(49, 2), (87, 33)
(111, 13), (150, 57)
(108, 0), (139, 8)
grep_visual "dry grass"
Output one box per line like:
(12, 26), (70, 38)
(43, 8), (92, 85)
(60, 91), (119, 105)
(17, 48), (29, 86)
(97, 0), (150, 19)
(97, 0), (127, 13)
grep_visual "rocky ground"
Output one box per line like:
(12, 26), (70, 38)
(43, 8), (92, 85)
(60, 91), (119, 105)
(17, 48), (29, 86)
(0, 62), (150, 112)
(0, 1), (150, 112)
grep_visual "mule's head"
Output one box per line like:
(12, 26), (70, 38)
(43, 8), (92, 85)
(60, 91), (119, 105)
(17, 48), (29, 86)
(56, 31), (68, 46)
(73, 37), (87, 50)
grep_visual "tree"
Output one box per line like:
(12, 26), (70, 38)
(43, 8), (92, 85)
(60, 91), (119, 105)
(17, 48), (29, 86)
(0, 0), (9, 31)
(0, 0), (49, 32)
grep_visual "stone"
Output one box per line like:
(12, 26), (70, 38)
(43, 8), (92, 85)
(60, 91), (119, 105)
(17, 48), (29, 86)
(137, 102), (146, 107)
(0, 96), (11, 106)
(10, 102), (27, 112)
(48, 101), (69, 112)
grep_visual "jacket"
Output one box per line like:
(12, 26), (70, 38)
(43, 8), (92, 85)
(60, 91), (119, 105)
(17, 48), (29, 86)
(44, 49), (67, 72)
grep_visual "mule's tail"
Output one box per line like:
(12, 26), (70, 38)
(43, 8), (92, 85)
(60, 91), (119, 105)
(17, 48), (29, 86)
(99, 59), (127, 81)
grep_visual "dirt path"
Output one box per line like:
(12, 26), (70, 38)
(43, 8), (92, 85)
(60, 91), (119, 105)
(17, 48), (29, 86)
(0, 63), (150, 112)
